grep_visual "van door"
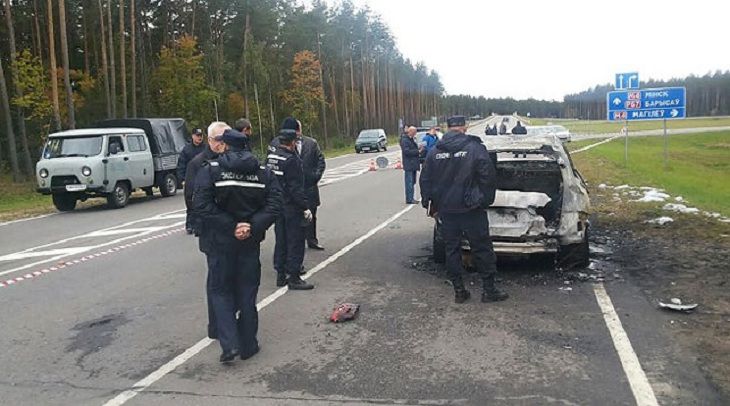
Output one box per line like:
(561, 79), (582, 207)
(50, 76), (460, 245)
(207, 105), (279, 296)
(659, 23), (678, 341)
(126, 134), (154, 187)
(105, 135), (127, 191)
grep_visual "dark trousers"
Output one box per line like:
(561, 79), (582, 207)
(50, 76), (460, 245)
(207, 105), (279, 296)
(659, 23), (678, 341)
(305, 206), (319, 244)
(274, 207), (305, 277)
(206, 243), (261, 354)
(404, 170), (417, 203)
(441, 210), (497, 285)
(185, 209), (195, 231)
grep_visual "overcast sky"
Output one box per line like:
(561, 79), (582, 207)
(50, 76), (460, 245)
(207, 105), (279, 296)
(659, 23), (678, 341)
(336, 0), (730, 101)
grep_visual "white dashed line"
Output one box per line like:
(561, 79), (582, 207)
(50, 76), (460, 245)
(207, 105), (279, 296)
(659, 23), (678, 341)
(101, 204), (416, 406)
(593, 283), (659, 406)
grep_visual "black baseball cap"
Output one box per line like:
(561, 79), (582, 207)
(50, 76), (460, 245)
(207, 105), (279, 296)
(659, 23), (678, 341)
(192, 128), (204, 136)
(447, 116), (466, 127)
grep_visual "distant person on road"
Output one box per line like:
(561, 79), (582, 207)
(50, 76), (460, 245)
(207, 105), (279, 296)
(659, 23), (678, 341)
(499, 122), (507, 135)
(420, 115), (508, 304)
(422, 126), (440, 160)
(193, 125), (282, 363)
(400, 126), (422, 204)
(512, 120), (527, 135)
(266, 118), (315, 290)
(234, 118), (253, 151)
(179, 128), (206, 232)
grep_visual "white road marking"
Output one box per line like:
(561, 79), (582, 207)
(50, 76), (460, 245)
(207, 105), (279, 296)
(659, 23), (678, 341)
(593, 283), (659, 406)
(0, 247), (91, 262)
(0, 213), (56, 227)
(571, 135), (623, 154)
(101, 204), (416, 406)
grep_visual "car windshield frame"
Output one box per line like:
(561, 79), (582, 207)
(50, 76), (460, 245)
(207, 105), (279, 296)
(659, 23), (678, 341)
(357, 131), (381, 140)
(44, 136), (104, 159)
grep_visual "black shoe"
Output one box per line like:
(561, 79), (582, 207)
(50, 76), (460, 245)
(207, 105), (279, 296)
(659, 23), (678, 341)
(482, 288), (509, 302)
(455, 289), (471, 304)
(287, 276), (314, 290)
(482, 274), (508, 302)
(276, 272), (287, 287)
(240, 345), (260, 360)
(219, 349), (239, 364)
(307, 241), (325, 250)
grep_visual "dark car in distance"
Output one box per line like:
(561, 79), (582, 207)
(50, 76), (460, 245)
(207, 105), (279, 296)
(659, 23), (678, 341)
(355, 129), (388, 153)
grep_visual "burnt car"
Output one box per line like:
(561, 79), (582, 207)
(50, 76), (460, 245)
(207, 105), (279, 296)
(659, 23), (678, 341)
(432, 135), (590, 268)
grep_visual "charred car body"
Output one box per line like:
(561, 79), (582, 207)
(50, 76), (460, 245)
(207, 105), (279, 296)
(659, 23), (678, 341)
(432, 135), (590, 268)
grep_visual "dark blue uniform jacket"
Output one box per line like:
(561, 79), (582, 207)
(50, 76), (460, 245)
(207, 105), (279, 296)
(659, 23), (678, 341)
(193, 150), (283, 253)
(419, 131), (497, 214)
(265, 145), (309, 211)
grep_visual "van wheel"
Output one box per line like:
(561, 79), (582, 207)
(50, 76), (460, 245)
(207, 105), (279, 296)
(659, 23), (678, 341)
(107, 182), (130, 209)
(433, 222), (446, 264)
(160, 173), (177, 197)
(52, 193), (77, 212)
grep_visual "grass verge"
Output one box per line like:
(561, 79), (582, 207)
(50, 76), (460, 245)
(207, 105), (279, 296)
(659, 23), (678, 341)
(530, 116), (730, 134)
(571, 131), (730, 218)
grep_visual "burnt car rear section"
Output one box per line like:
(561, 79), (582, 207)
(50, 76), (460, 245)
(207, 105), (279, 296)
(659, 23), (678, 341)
(432, 136), (590, 268)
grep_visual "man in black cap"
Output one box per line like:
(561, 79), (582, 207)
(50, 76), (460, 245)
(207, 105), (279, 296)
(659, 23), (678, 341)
(420, 115), (508, 304)
(266, 121), (315, 290)
(179, 128), (206, 233)
(193, 126), (282, 363)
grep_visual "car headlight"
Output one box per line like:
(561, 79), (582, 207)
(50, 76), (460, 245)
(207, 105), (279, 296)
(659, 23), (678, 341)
(81, 166), (92, 176)
(39, 168), (49, 178)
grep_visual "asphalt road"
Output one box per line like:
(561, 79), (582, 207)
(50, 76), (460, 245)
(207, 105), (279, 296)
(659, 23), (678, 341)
(0, 129), (724, 405)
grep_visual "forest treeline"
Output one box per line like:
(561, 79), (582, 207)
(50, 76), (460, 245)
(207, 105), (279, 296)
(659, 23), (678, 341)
(0, 0), (444, 181)
(1, 1), (728, 182)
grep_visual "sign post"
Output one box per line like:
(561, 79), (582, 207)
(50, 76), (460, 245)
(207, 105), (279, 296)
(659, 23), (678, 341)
(607, 80), (686, 168)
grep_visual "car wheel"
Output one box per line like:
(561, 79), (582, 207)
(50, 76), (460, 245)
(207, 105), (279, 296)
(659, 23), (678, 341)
(52, 193), (77, 212)
(107, 182), (130, 209)
(160, 173), (177, 197)
(558, 225), (590, 269)
(433, 221), (446, 264)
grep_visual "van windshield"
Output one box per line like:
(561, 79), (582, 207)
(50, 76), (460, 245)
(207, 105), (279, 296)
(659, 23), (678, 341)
(44, 136), (103, 158)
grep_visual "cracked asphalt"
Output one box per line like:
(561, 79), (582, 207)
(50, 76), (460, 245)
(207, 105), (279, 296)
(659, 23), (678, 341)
(0, 126), (725, 405)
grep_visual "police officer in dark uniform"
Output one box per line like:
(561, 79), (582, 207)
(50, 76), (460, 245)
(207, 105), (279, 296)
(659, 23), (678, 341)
(266, 123), (314, 290)
(179, 128), (206, 232)
(420, 115), (508, 304)
(193, 127), (282, 363)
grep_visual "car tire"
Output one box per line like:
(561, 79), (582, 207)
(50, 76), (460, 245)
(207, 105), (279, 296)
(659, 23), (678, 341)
(107, 182), (130, 209)
(160, 173), (177, 197)
(558, 225), (590, 269)
(52, 193), (77, 212)
(433, 221), (446, 264)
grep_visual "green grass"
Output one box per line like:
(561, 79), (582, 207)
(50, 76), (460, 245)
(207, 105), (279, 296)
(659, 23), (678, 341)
(530, 116), (730, 134)
(572, 131), (730, 216)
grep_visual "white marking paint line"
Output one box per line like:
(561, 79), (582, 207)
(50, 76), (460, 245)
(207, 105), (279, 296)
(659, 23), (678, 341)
(0, 213), (56, 227)
(571, 135), (623, 154)
(0, 221), (185, 278)
(101, 204), (416, 406)
(593, 283), (659, 406)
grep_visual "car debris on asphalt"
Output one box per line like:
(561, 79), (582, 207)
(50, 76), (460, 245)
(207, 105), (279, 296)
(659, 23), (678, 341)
(659, 298), (699, 313)
(329, 303), (361, 323)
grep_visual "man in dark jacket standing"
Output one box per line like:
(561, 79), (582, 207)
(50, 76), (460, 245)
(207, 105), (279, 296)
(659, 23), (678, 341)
(400, 126), (422, 204)
(184, 125), (228, 235)
(420, 115), (508, 304)
(179, 128), (206, 232)
(294, 120), (326, 250)
(266, 122), (315, 290)
(193, 128), (282, 363)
